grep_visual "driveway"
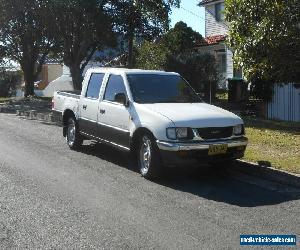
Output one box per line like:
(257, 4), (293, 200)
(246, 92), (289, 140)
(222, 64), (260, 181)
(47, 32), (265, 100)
(0, 113), (299, 249)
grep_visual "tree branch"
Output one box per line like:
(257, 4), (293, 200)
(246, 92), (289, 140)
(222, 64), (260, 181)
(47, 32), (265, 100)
(80, 45), (97, 74)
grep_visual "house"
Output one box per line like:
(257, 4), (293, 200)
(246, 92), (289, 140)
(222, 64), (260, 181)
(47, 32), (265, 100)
(34, 65), (74, 97)
(36, 63), (63, 90)
(33, 35), (129, 97)
(17, 62), (64, 97)
(196, 0), (242, 89)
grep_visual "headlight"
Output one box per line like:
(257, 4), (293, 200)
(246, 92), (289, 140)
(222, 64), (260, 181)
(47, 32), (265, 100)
(166, 127), (189, 140)
(233, 124), (244, 135)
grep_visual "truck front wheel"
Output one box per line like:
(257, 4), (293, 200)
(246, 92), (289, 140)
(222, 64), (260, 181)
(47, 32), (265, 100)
(66, 117), (83, 150)
(137, 133), (163, 179)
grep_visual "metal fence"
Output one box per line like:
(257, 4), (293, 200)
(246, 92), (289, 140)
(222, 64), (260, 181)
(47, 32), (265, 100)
(267, 83), (300, 122)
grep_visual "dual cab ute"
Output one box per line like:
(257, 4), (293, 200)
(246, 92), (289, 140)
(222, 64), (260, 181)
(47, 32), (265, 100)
(53, 68), (248, 179)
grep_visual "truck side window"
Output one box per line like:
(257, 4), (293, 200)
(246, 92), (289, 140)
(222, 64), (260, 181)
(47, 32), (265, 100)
(104, 75), (127, 102)
(85, 73), (105, 99)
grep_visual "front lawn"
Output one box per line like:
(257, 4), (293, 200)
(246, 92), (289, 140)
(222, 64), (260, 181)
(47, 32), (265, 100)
(243, 117), (300, 175)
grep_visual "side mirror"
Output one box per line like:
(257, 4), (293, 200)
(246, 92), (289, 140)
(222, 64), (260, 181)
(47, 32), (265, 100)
(114, 93), (128, 106)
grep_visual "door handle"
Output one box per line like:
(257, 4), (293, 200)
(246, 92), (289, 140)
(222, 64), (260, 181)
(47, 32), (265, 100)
(83, 105), (87, 110)
(100, 109), (105, 114)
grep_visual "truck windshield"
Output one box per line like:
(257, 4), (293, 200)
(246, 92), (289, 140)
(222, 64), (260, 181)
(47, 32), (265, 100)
(127, 74), (202, 104)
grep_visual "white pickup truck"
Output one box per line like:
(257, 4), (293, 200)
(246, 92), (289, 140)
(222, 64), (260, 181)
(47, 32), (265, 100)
(52, 68), (248, 179)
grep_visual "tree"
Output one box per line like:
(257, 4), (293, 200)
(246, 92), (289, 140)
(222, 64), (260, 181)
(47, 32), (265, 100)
(163, 21), (203, 55)
(109, 0), (180, 68)
(0, 59), (22, 97)
(134, 22), (218, 102)
(165, 53), (221, 102)
(0, 68), (21, 97)
(53, 0), (116, 90)
(0, 0), (58, 96)
(133, 21), (219, 101)
(135, 21), (204, 70)
(136, 41), (169, 70)
(225, 0), (300, 83)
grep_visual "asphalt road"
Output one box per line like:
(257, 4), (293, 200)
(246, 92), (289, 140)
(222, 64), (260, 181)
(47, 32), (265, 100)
(0, 113), (299, 249)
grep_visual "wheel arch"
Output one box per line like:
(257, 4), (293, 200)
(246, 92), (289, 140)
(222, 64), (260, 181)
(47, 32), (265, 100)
(130, 127), (157, 153)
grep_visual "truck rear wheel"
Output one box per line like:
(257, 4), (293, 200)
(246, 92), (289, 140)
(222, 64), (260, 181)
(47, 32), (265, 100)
(137, 133), (163, 179)
(66, 117), (83, 150)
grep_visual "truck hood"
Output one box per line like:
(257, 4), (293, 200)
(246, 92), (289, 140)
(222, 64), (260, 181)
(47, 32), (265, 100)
(142, 103), (243, 128)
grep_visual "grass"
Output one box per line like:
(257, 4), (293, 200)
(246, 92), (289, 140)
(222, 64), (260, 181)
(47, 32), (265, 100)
(31, 96), (52, 101)
(0, 96), (52, 103)
(0, 97), (13, 103)
(243, 117), (300, 175)
(215, 91), (228, 101)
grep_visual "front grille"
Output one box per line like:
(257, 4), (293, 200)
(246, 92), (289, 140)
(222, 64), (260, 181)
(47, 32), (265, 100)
(197, 127), (233, 140)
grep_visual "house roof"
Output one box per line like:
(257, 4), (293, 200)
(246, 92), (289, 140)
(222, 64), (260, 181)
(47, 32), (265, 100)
(196, 34), (227, 46)
(198, 0), (222, 6)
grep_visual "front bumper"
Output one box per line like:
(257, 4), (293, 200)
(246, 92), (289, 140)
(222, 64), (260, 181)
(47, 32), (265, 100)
(156, 137), (248, 167)
(157, 137), (248, 151)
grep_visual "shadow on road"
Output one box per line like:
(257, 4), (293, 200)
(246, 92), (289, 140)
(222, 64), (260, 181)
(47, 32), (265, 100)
(155, 169), (300, 207)
(79, 142), (300, 208)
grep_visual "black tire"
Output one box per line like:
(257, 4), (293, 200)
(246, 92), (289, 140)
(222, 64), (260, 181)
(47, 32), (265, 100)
(66, 116), (83, 150)
(137, 133), (163, 179)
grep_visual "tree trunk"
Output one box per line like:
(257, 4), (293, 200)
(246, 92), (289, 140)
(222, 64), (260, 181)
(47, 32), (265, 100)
(22, 63), (36, 97)
(24, 79), (35, 97)
(69, 64), (83, 90)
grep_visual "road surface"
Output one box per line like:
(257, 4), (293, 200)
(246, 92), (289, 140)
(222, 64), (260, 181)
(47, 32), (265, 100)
(0, 113), (299, 249)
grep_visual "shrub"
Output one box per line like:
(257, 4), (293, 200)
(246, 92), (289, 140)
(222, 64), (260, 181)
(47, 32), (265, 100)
(165, 53), (221, 102)
(0, 68), (21, 97)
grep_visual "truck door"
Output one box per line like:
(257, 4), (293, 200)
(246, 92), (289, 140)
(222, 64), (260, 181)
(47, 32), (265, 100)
(98, 74), (131, 149)
(79, 73), (105, 137)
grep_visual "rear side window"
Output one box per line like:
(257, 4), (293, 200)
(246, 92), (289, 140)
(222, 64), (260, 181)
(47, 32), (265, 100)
(104, 75), (127, 102)
(85, 73), (105, 99)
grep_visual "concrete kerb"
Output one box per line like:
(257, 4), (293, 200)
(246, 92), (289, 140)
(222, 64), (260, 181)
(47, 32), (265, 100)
(233, 160), (300, 189)
(14, 108), (59, 125)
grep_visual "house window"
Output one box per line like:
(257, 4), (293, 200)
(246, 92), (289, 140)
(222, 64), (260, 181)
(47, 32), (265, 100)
(218, 53), (227, 74)
(215, 3), (225, 22)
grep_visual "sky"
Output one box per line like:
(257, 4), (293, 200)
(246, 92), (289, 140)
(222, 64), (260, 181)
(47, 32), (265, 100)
(170, 0), (206, 36)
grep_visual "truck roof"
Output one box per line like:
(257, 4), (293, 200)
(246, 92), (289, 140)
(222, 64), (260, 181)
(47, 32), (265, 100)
(86, 67), (179, 75)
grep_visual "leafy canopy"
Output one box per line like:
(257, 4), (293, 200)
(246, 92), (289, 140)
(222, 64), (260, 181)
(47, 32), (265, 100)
(53, 0), (116, 90)
(225, 0), (300, 82)
(0, 0), (58, 96)
(163, 21), (203, 55)
(135, 22), (219, 101)
(136, 41), (169, 70)
(136, 21), (203, 70)
(108, 0), (180, 67)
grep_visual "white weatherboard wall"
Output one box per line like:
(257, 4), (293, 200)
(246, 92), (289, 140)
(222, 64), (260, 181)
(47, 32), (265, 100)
(205, 3), (228, 37)
(226, 49), (233, 79)
(35, 66), (74, 97)
(267, 83), (300, 122)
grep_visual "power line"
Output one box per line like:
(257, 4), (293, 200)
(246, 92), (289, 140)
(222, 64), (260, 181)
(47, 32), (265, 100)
(180, 6), (205, 20)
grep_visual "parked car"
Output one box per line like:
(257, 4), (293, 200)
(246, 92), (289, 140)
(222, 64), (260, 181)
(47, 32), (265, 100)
(52, 68), (248, 179)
